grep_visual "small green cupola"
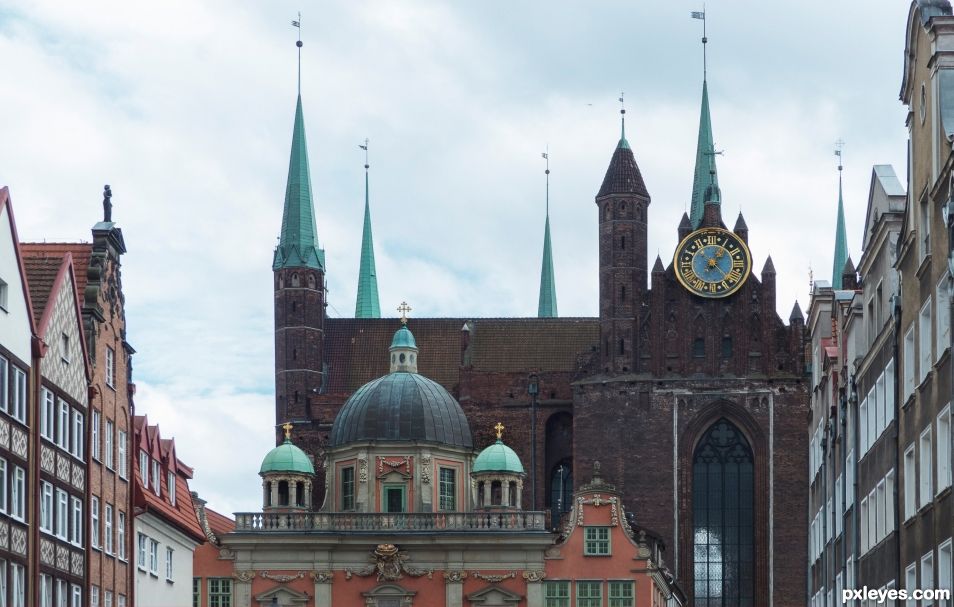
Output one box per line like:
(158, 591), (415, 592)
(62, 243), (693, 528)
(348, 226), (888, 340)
(260, 423), (315, 512)
(472, 423), (525, 510)
(474, 439), (525, 474)
(390, 302), (418, 373)
(259, 438), (315, 476)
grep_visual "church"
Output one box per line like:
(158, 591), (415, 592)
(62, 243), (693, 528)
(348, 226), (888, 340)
(243, 29), (809, 607)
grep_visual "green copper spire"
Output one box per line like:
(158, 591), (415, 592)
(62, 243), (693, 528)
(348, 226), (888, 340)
(689, 80), (719, 228)
(355, 142), (381, 318)
(831, 155), (849, 289)
(273, 95), (325, 271)
(618, 93), (630, 150)
(538, 152), (557, 317)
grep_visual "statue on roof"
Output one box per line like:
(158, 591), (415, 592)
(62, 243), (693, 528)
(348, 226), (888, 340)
(103, 185), (112, 223)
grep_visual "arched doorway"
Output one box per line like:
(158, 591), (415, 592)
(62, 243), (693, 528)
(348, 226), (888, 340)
(692, 418), (754, 606)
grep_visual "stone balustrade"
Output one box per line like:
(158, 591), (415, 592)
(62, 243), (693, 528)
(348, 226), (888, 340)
(233, 510), (548, 533)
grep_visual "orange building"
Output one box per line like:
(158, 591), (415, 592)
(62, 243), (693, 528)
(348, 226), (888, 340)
(206, 322), (684, 607)
(192, 495), (234, 607)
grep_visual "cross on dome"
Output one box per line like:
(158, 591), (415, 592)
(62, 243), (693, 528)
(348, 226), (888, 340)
(494, 422), (505, 440)
(397, 301), (412, 324)
(282, 422), (294, 440)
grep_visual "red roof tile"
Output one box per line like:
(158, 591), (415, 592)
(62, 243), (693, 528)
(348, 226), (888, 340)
(204, 508), (235, 536)
(21, 243), (92, 297)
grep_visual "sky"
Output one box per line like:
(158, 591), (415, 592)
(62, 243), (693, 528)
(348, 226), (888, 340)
(0, 1), (913, 515)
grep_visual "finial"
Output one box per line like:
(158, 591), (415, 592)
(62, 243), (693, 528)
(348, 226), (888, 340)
(619, 92), (626, 140)
(541, 147), (550, 215)
(691, 6), (708, 79)
(360, 138), (369, 170)
(835, 139), (845, 172)
(292, 13), (302, 95)
(397, 301), (412, 324)
(494, 422), (505, 440)
(282, 421), (294, 440)
(102, 184), (113, 223)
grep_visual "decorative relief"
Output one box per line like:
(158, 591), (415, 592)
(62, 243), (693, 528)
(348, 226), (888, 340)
(40, 446), (55, 473)
(232, 570), (256, 582)
(358, 458), (368, 483)
(0, 418), (9, 449)
(70, 551), (83, 576)
(442, 570), (467, 583)
(40, 539), (55, 565)
(310, 570), (334, 583)
(576, 494), (620, 527)
(345, 544), (433, 582)
(56, 454), (70, 482)
(71, 464), (84, 490)
(472, 571), (516, 583)
(10, 527), (26, 555)
(0, 521), (9, 549)
(56, 545), (68, 571)
(377, 456), (412, 478)
(420, 456), (431, 485)
(217, 548), (236, 560)
(522, 570), (546, 583)
(261, 571), (305, 583)
(10, 428), (27, 459)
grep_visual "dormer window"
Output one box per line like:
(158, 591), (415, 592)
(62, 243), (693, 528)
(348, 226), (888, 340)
(152, 459), (161, 496)
(167, 471), (176, 506)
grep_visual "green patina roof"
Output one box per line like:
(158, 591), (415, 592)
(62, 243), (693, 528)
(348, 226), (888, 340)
(274, 95), (325, 271)
(473, 439), (525, 474)
(390, 325), (417, 350)
(689, 80), (720, 228)
(538, 213), (558, 317)
(832, 171), (849, 289)
(355, 169), (381, 318)
(260, 438), (315, 475)
(619, 114), (630, 150)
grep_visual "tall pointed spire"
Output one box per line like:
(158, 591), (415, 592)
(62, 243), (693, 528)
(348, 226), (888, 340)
(618, 93), (630, 150)
(355, 139), (381, 318)
(274, 28), (324, 272)
(689, 10), (719, 228)
(538, 149), (557, 317)
(831, 142), (849, 289)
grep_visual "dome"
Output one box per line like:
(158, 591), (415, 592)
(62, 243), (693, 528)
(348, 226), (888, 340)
(473, 439), (525, 474)
(329, 373), (472, 449)
(260, 439), (315, 475)
(390, 325), (417, 349)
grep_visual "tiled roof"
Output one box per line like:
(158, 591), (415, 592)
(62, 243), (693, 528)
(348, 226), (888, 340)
(324, 318), (598, 394)
(21, 243), (92, 301)
(20, 252), (62, 327)
(597, 143), (649, 198)
(204, 507), (235, 536)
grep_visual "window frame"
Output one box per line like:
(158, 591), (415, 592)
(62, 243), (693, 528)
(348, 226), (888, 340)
(938, 405), (952, 493)
(920, 297), (934, 381)
(438, 466), (456, 511)
(104, 421), (114, 470)
(608, 580), (634, 607)
(104, 504), (114, 555)
(207, 577), (232, 607)
(91, 496), (100, 549)
(920, 427), (934, 509)
(117, 511), (126, 561)
(575, 581), (602, 607)
(91, 410), (101, 462)
(340, 466), (355, 511)
(118, 430), (127, 479)
(583, 526), (611, 556)
(41, 388), (55, 441)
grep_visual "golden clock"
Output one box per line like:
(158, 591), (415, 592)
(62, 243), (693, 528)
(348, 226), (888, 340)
(673, 227), (752, 298)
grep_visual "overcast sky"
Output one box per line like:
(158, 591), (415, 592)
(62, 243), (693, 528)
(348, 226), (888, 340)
(1, 1), (912, 515)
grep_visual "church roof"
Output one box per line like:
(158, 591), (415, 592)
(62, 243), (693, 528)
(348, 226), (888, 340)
(690, 80), (719, 228)
(597, 138), (649, 199)
(355, 166), (380, 318)
(538, 214), (557, 317)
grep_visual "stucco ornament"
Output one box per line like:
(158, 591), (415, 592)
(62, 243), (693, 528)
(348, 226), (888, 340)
(261, 571), (306, 583)
(358, 458), (369, 483)
(310, 570), (334, 583)
(345, 544), (433, 582)
(232, 570), (256, 582)
(442, 570), (467, 583)
(472, 571), (516, 583)
(522, 570), (546, 583)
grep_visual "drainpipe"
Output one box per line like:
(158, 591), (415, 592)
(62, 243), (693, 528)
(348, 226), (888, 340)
(850, 374), (860, 588)
(891, 291), (903, 590)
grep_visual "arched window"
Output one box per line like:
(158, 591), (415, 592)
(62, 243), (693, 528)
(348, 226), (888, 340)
(278, 480), (289, 506)
(693, 418), (754, 606)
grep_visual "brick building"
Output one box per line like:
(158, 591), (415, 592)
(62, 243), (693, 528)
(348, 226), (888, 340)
(270, 36), (808, 604)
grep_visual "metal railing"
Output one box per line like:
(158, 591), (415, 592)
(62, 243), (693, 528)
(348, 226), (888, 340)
(233, 510), (547, 533)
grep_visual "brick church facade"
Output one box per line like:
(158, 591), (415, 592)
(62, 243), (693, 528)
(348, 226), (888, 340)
(271, 68), (809, 604)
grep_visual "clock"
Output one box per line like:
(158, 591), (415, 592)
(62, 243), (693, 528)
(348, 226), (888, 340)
(673, 227), (752, 298)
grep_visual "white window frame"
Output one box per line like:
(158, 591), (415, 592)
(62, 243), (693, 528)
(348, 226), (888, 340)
(921, 427), (934, 508)
(920, 298), (934, 381)
(70, 496), (82, 547)
(10, 467), (23, 521)
(923, 551), (936, 607)
(71, 409), (83, 460)
(937, 276), (951, 361)
(165, 546), (173, 580)
(886, 469), (896, 535)
(91, 410), (101, 462)
(904, 324), (917, 399)
(846, 450), (855, 508)
(104, 504), (113, 555)
(148, 538), (159, 575)
(152, 459), (161, 497)
(57, 400), (69, 450)
(56, 488), (68, 540)
(117, 430), (127, 479)
(0, 458), (6, 514)
(167, 471), (175, 506)
(56, 578), (67, 607)
(137, 533), (146, 570)
(11, 368), (25, 424)
(40, 481), (53, 533)
(91, 496), (100, 549)
(70, 585), (81, 607)
(105, 346), (115, 389)
(117, 511), (126, 561)
(104, 421), (114, 469)
(10, 563), (22, 607)
(39, 573), (52, 607)
(905, 443), (917, 520)
(886, 358), (896, 425)
(41, 388), (55, 441)
(939, 405), (952, 493)
(139, 451), (148, 485)
(0, 356), (7, 414)
(906, 562), (918, 607)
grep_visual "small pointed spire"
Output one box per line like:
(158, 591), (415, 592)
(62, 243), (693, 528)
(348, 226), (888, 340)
(652, 254), (665, 273)
(762, 255), (776, 275)
(689, 82), (720, 228)
(789, 301), (804, 323)
(618, 92), (630, 150)
(538, 150), (558, 317)
(733, 211), (748, 231)
(355, 139), (381, 318)
(831, 143), (849, 289)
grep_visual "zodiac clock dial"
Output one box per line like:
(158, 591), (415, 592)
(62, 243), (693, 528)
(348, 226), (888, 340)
(673, 227), (752, 298)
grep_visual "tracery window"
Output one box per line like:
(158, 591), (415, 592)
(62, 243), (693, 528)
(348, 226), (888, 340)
(692, 418), (754, 606)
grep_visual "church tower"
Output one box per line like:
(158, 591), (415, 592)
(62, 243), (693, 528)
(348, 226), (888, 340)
(273, 92), (326, 442)
(596, 105), (650, 373)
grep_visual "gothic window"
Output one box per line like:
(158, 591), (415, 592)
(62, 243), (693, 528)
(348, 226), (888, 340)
(693, 418), (754, 606)
(620, 285), (626, 302)
(307, 273), (316, 289)
(291, 273), (300, 287)
(278, 481), (289, 506)
(722, 337), (733, 359)
(620, 201), (626, 212)
(693, 338), (705, 358)
(605, 205), (611, 221)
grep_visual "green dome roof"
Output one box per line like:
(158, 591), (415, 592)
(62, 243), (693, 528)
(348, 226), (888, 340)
(390, 325), (417, 349)
(259, 439), (315, 475)
(473, 439), (524, 474)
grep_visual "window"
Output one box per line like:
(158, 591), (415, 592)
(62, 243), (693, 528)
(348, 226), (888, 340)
(91, 410), (101, 461)
(608, 581), (634, 607)
(71, 585), (81, 607)
(139, 450), (148, 484)
(137, 533), (146, 570)
(39, 574), (52, 607)
(939, 406), (952, 492)
(0, 458), (5, 514)
(834, 474), (843, 536)
(118, 431), (127, 479)
(104, 591), (112, 607)
(584, 527), (611, 555)
(10, 563), (22, 607)
(71, 409), (83, 459)
(939, 540), (952, 607)
(104, 421), (114, 469)
(920, 195), (931, 260)
(920, 299), (933, 381)
(0, 356), (6, 413)
(860, 397), (869, 454)
(91, 497), (100, 548)
(105, 346), (115, 388)
(208, 578), (232, 607)
(41, 389), (55, 440)
(576, 581), (602, 607)
(876, 374), (886, 438)
(693, 418), (754, 604)
(40, 481), (53, 533)
(117, 596), (125, 607)
(61, 332), (70, 363)
(905, 444), (917, 519)
(438, 467), (456, 511)
(904, 324), (916, 399)
(923, 551), (935, 606)
(152, 460), (161, 496)
(846, 450), (855, 508)
(921, 428), (934, 508)
(149, 538), (159, 575)
(104, 504), (113, 554)
(117, 512), (126, 560)
(56, 489), (68, 539)
(11, 368), (25, 424)
(886, 359), (896, 425)
(10, 467), (23, 520)
(56, 579), (67, 607)
(0, 278), (6, 309)
(876, 480), (886, 542)
(192, 579), (200, 607)
(886, 469), (896, 535)
(0, 560), (6, 607)
(168, 471), (175, 506)
(56, 400), (69, 450)
(938, 278), (951, 361)
(165, 547), (173, 580)
(860, 497), (869, 553)
(91, 585), (99, 607)
(70, 496), (82, 546)
(340, 467), (355, 511)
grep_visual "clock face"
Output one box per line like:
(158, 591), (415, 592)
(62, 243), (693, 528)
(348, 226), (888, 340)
(673, 227), (752, 298)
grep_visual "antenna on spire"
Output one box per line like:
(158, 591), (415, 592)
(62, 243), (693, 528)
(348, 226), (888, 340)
(542, 146), (550, 216)
(835, 139), (845, 172)
(360, 138), (369, 170)
(292, 12), (302, 95)
(691, 5), (707, 80)
(619, 92), (626, 140)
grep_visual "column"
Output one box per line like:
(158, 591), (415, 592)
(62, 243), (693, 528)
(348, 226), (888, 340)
(502, 479), (510, 507)
(482, 481), (491, 507)
(270, 480), (279, 509)
(290, 481), (298, 508)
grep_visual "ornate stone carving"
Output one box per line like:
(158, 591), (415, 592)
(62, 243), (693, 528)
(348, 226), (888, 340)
(70, 551), (83, 576)
(232, 570), (256, 582)
(471, 571), (516, 583)
(0, 418), (9, 449)
(261, 571), (305, 582)
(310, 570), (334, 583)
(442, 570), (467, 583)
(71, 464), (84, 490)
(420, 456), (431, 484)
(522, 570), (546, 583)
(40, 446), (55, 473)
(377, 456), (412, 478)
(56, 454), (70, 482)
(358, 458), (368, 483)
(217, 548), (236, 560)
(576, 494), (620, 526)
(345, 544), (433, 582)
(56, 545), (68, 571)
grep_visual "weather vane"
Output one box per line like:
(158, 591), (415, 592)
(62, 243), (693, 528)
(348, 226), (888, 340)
(541, 146), (550, 215)
(292, 12), (302, 94)
(835, 139), (845, 171)
(360, 138), (369, 169)
(691, 5), (708, 79)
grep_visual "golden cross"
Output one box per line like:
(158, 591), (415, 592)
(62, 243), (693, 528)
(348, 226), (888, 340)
(282, 422), (294, 440)
(494, 422), (505, 440)
(397, 301), (412, 325)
